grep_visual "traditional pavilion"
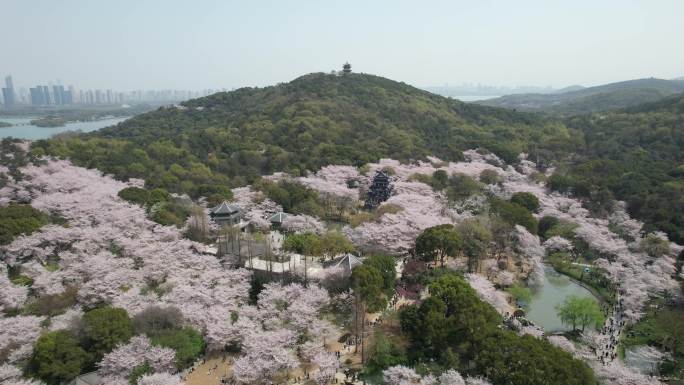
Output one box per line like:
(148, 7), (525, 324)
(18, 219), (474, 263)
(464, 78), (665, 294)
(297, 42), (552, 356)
(267, 212), (289, 228)
(209, 201), (243, 227)
(331, 253), (364, 275)
(364, 170), (393, 209)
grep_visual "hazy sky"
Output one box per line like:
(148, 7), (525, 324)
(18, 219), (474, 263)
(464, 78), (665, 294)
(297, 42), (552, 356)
(3, 0), (684, 91)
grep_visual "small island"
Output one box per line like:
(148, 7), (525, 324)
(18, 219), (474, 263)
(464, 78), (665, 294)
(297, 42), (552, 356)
(0, 121), (12, 128)
(30, 117), (67, 127)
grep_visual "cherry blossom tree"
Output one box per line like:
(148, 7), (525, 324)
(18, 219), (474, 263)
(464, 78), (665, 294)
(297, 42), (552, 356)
(464, 273), (511, 315)
(232, 329), (299, 384)
(0, 363), (46, 385)
(0, 315), (44, 363)
(383, 366), (492, 385)
(547, 335), (575, 354)
(514, 225), (545, 286)
(136, 372), (183, 385)
(281, 214), (326, 234)
(0, 262), (28, 313)
(438, 370), (465, 385)
(383, 365), (423, 385)
(98, 335), (175, 380)
(297, 164), (360, 200)
(543, 236), (573, 253)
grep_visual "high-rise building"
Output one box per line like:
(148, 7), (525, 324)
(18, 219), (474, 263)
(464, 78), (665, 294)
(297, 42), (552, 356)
(30, 86), (48, 105)
(2, 75), (16, 108)
(41, 86), (51, 104)
(53, 85), (65, 105)
(68, 85), (77, 103)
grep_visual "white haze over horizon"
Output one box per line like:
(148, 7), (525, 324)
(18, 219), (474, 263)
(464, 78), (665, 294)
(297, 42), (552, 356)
(2, 0), (684, 91)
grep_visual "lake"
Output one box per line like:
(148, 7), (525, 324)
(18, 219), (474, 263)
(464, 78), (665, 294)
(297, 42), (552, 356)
(450, 95), (501, 102)
(526, 265), (600, 332)
(0, 116), (129, 140)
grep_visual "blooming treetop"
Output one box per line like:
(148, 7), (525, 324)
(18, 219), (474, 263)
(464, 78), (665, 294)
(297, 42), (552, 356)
(281, 213), (326, 234)
(383, 366), (492, 385)
(0, 315), (44, 364)
(297, 165), (360, 200)
(340, 149), (680, 320)
(98, 335), (176, 381)
(0, 158), (340, 384)
(0, 363), (46, 385)
(464, 273), (511, 315)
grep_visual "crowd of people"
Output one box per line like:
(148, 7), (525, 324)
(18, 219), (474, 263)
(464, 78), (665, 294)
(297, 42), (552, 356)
(595, 290), (625, 365)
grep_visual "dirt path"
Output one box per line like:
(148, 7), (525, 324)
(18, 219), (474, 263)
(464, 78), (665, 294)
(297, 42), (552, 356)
(184, 356), (233, 385)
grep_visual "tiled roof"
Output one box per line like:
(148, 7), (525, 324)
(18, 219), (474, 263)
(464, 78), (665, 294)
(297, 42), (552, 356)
(268, 212), (289, 223)
(211, 201), (241, 215)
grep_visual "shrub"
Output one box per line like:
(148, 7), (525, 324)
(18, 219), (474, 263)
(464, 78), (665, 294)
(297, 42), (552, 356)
(82, 306), (134, 359)
(133, 306), (184, 336)
(150, 327), (205, 369)
(28, 331), (90, 385)
(510, 192), (540, 213)
(117, 187), (150, 206)
(491, 199), (538, 234)
(479, 169), (502, 185)
(0, 204), (49, 245)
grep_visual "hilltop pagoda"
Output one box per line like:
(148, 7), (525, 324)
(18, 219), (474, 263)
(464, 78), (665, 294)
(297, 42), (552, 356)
(364, 170), (393, 209)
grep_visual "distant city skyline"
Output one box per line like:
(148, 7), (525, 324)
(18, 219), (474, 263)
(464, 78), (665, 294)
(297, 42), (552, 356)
(2, 1), (683, 92)
(0, 73), (226, 107)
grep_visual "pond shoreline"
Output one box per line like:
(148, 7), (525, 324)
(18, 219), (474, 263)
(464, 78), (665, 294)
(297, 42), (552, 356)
(526, 264), (603, 332)
(545, 262), (607, 306)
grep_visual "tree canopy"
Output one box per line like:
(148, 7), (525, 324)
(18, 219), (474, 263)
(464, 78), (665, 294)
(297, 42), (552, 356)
(82, 306), (134, 359)
(415, 224), (462, 267)
(0, 204), (49, 245)
(555, 295), (604, 332)
(352, 264), (387, 312)
(399, 273), (596, 385)
(28, 331), (91, 385)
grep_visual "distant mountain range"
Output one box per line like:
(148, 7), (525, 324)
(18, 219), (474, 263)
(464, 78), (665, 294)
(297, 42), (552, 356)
(423, 84), (557, 98)
(475, 78), (684, 115)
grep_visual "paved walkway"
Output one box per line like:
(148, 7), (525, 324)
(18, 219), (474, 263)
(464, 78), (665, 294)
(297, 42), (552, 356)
(594, 289), (624, 365)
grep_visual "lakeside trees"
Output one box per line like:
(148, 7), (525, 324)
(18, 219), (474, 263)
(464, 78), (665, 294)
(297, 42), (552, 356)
(555, 295), (604, 332)
(399, 274), (597, 385)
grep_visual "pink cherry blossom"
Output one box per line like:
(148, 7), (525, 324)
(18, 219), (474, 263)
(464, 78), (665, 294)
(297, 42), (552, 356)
(98, 335), (176, 380)
(464, 273), (511, 315)
(136, 372), (183, 385)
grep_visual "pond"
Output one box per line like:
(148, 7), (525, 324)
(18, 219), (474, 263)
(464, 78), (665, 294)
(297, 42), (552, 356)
(525, 265), (600, 332)
(0, 116), (129, 140)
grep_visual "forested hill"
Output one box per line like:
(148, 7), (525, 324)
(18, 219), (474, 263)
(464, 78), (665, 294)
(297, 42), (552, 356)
(36, 72), (571, 190)
(96, 72), (568, 164)
(555, 93), (684, 242)
(32, 73), (684, 242)
(477, 77), (684, 115)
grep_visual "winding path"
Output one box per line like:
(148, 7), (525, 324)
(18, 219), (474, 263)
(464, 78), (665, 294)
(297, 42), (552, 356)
(594, 289), (624, 365)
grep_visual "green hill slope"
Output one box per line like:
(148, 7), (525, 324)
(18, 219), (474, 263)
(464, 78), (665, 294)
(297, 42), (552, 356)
(32, 73), (684, 242)
(477, 78), (684, 115)
(36, 72), (572, 192)
(555, 94), (684, 242)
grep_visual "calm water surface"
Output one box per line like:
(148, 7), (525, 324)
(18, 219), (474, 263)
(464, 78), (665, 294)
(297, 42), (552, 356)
(0, 117), (129, 140)
(526, 265), (600, 332)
